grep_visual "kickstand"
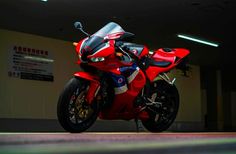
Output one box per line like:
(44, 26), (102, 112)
(135, 118), (140, 132)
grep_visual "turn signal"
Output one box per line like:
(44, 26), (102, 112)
(116, 52), (123, 57)
(73, 42), (78, 46)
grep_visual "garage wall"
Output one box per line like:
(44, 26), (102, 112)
(0, 29), (202, 131)
(171, 66), (201, 122)
(0, 28), (78, 119)
(167, 66), (203, 131)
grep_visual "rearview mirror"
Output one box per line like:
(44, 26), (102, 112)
(74, 21), (90, 37)
(74, 22), (83, 29)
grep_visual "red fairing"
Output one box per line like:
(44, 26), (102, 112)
(87, 40), (115, 58)
(88, 40), (132, 75)
(152, 49), (176, 62)
(74, 72), (99, 82)
(99, 69), (147, 120)
(74, 38), (89, 64)
(75, 38), (88, 55)
(139, 45), (149, 58)
(146, 66), (162, 81)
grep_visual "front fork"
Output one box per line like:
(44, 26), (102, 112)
(74, 72), (100, 105)
(85, 82), (100, 105)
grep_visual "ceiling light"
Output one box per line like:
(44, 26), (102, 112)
(177, 34), (219, 47)
(41, 0), (48, 2)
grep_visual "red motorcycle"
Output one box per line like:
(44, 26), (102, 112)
(57, 22), (190, 132)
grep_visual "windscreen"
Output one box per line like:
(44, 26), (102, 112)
(93, 22), (125, 38)
(81, 22), (125, 58)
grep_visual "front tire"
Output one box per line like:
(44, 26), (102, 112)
(142, 80), (179, 132)
(57, 78), (99, 133)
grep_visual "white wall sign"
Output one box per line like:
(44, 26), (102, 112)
(8, 45), (54, 82)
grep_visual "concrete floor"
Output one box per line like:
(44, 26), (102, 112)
(0, 132), (236, 154)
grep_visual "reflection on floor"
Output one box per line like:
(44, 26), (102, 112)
(0, 132), (236, 154)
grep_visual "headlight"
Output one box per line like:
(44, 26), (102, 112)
(90, 57), (105, 62)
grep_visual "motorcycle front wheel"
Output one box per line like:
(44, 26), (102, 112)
(142, 80), (179, 132)
(57, 77), (99, 133)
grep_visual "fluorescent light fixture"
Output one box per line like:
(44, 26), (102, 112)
(41, 0), (48, 2)
(177, 34), (219, 47)
(24, 56), (54, 63)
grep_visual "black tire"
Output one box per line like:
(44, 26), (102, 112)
(57, 77), (99, 133)
(142, 80), (179, 132)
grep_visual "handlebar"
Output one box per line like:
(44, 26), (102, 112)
(115, 41), (140, 61)
(118, 46), (133, 62)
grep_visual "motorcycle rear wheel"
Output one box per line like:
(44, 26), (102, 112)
(57, 77), (99, 133)
(142, 80), (179, 132)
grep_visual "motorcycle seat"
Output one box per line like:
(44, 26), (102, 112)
(162, 48), (173, 52)
(150, 60), (171, 67)
(144, 57), (172, 68)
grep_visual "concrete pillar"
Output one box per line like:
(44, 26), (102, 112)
(216, 70), (224, 130)
(201, 68), (218, 130)
(221, 69), (233, 131)
(231, 92), (236, 130)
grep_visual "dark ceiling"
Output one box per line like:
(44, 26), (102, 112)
(0, 0), (235, 67)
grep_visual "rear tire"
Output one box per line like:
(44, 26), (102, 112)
(57, 77), (99, 133)
(142, 80), (179, 132)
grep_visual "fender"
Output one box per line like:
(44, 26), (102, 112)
(74, 72), (100, 105)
